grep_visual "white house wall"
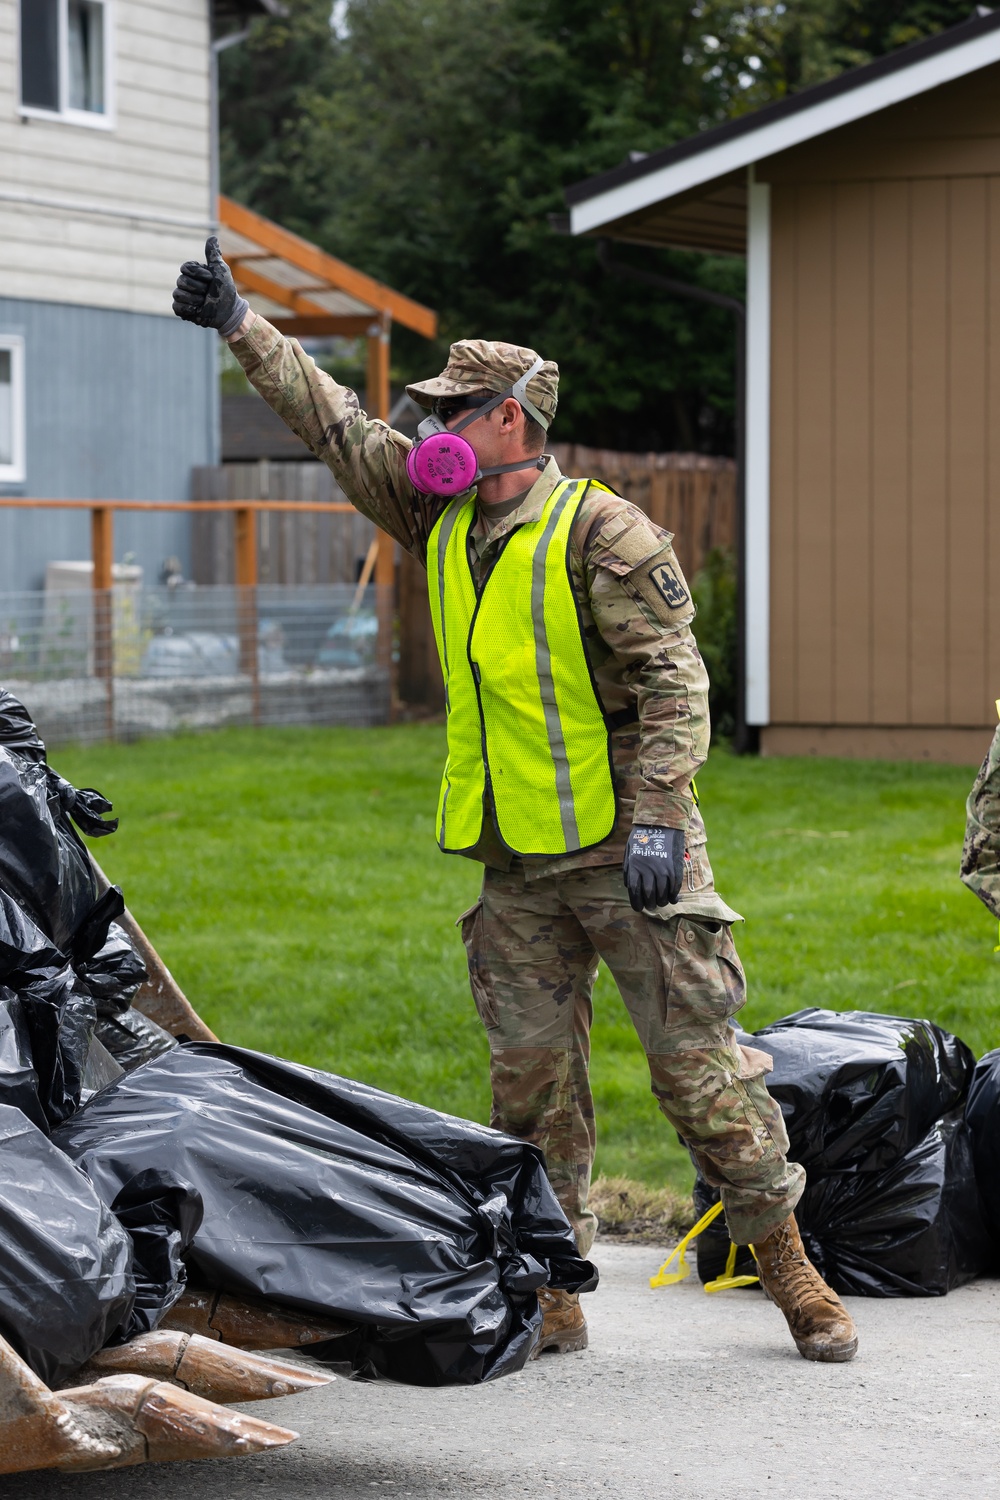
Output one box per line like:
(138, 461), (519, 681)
(0, 0), (213, 316)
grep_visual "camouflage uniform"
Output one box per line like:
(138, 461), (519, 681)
(231, 317), (805, 1254)
(961, 720), (1000, 918)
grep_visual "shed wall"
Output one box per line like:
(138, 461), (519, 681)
(762, 76), (1000, 762)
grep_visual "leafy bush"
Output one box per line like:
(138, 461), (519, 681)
(692, 546), (737, 741)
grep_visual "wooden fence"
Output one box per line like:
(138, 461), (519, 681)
(194, 450), (736, 710)
(547, 444), (736, 580)
(191, 462), (376, 585)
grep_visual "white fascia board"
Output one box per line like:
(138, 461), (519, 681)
(569, 26), (1000, 234)
(744, 174), (770, 727)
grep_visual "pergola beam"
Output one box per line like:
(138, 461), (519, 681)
(220, 196), (437, 338)
(229, 261), (335, 321)
(269, 315), (379, 337)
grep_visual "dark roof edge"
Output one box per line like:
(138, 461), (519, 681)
(564, 8), (1000, 208)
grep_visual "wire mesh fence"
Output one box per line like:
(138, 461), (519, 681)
(0, 583), (391, 747)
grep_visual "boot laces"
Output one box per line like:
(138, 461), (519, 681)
(764, 1224), (842, 1313)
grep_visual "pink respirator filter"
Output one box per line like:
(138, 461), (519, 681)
(405, 433), (479, 497)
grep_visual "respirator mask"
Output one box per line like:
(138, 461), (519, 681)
(405, 356), (548, 497)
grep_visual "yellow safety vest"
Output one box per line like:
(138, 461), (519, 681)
(426, 476), (617, 856)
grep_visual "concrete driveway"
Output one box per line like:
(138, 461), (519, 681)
(8, 1242), (999, 1500)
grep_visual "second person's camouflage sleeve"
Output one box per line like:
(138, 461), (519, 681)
(961, 722), (1000, 918)
(229, 314), (443, 561)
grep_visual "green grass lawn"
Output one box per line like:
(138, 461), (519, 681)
(57, 726), (1000, 1196)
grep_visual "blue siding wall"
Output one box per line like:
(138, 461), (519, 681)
(0, 298), (218, 591)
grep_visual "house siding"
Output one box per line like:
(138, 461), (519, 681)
(0, 0), (212, 317)
(0, 296), (217, 590)
(760, 64), (1000, 758)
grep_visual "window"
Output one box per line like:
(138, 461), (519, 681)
(20, 0), (112, 126)
(0, 338), (26, 486)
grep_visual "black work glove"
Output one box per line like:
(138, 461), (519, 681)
(172, 235), (249, 337)
(622, 826), (686, 913)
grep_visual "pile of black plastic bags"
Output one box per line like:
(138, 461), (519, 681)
(3, 675), (1000, 1409)
(0, 687), (595, 1388)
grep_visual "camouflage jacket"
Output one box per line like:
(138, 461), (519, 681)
(961, 721), (1000, 918)
(232, 316), (712, 878)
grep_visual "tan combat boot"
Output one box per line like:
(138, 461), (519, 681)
(530, 1288), (589, 1357)
(754, 1213), (858, 1363)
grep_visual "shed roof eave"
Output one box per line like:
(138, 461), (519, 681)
(567, 10), (1000, 236)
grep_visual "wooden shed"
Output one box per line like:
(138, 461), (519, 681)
(566, 11), (1000, 762)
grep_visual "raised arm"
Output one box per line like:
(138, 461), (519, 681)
(173, 240), (440, 562)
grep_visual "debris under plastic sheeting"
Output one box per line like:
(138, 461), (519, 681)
(57, 1044), (598, 1385)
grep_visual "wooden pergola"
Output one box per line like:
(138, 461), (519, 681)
(216, 194), (438, 636)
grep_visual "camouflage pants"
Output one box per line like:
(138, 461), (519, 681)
(460, 862), (804, 1257)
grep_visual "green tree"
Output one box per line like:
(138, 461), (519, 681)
(220, 0), (976, 450)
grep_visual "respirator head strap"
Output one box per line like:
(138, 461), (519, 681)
(406, 356), (550, 497)
(507, 356), (549, 430)
(426, 355), (548, 438)
(477, 455), (549, 480)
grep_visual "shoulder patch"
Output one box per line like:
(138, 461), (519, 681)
(588, 511), (673, 577)
(649, 557), (690, 610)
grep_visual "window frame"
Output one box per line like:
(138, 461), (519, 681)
(0, 337), (27, 487)
(18, 0), (116, 131)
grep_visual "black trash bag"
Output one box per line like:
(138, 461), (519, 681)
(0, 747), (99, 953)
(0, 687), (118, 840)
(0, 889), (96, 1129)
(693, 1009), (978, 1288)
(0, 689), (46, 762)
(78, 922), (147, 1017)
(95, 1008), (177, 1072)
(693, 1112), (994, 1297)
(796, 1111), (994, 1296)
(752, 1009), (974, 1172)
(963, 1048), (1000, 1238)
(691, 1172), (757, 1285)
(0, 1102), (134, 1385)
(0, 989), (47, 1132)
(0, 702), (118, 958)
(107, 1171), (203, 1340)
(47, 773), (119, 841)
(55, 1044), (598, 1387)
(80, 1034), (125, 1101)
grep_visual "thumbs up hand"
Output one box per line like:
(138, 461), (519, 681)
(172, 236), (249, 337)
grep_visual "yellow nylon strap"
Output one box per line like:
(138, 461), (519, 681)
(704, 1240), (760, 1294)
(650, 1201), (760, 1293)
(649, 1201), (724, 1288)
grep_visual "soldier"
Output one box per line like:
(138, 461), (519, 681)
(173, 239), (858, 1364)
(961, 711), (1000, 921)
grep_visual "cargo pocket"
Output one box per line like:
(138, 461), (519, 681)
(731, 1044), (783, 1160)
(457, 899), (499, 1030)
(662, 916), (747, 1036)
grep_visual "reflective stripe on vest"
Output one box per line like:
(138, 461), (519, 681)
(426, 477), (617, 857)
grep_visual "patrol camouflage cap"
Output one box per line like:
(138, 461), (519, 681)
(406, 339), (558, 429)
